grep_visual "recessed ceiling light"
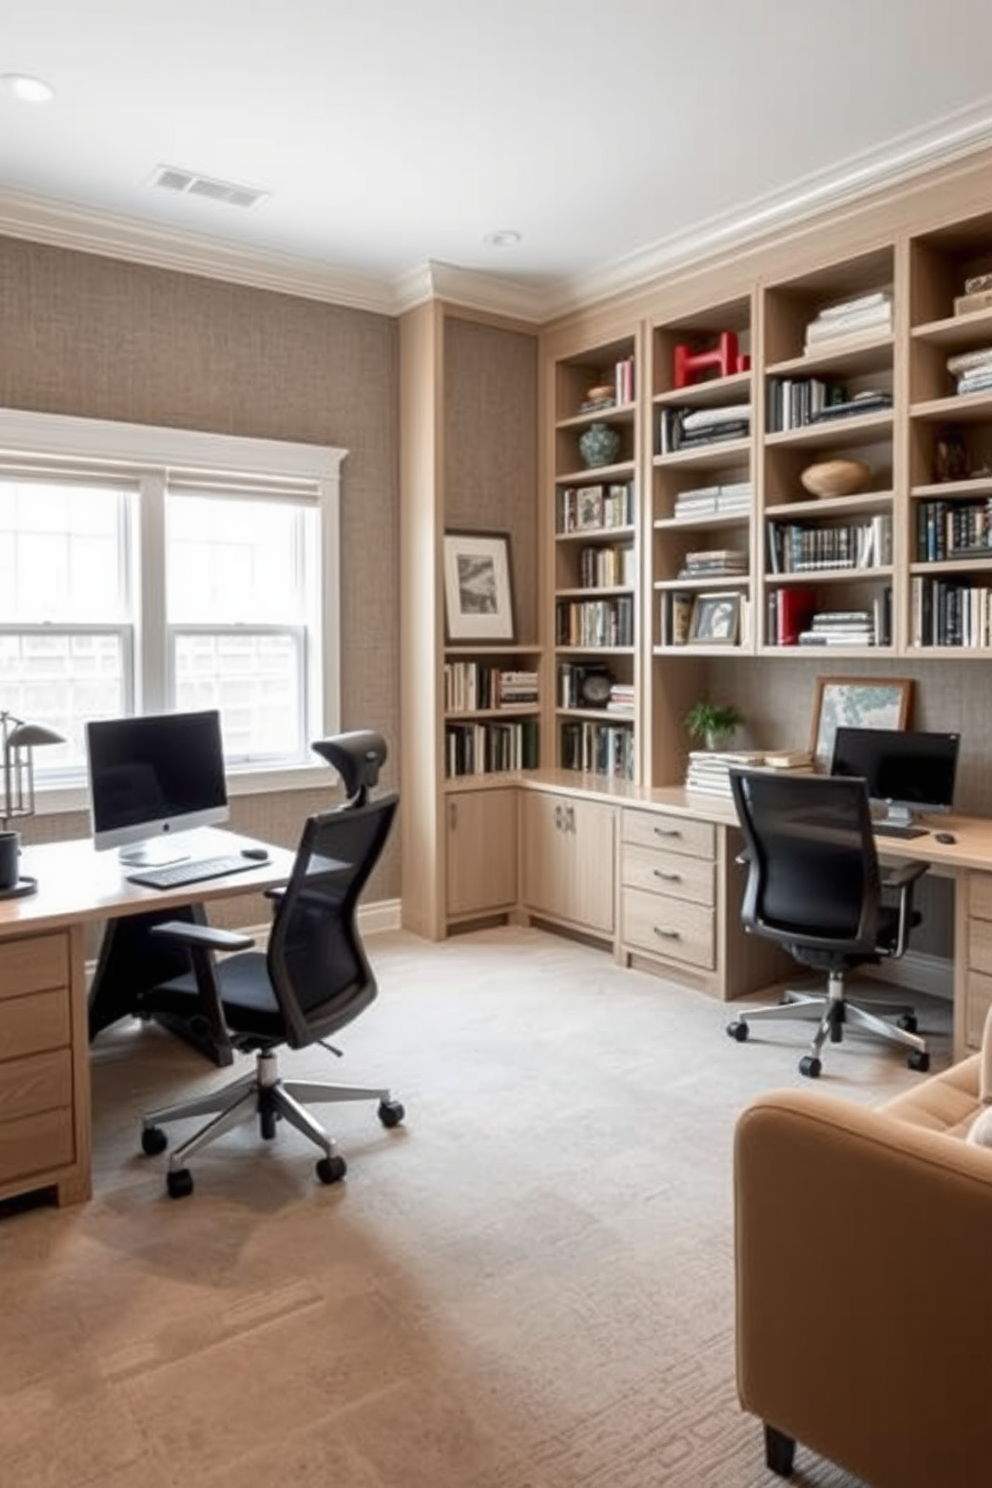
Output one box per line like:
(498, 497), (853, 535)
(0, 73), (55, 104)
(483, 229), (522, 248)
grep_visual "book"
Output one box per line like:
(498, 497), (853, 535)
(802, 325), (892, 357)
(805, 303), (893, 343)
(964, 271), (992, 295)
(762, 749), (813, 768)
(774, 587), (816, 646)
(946, 346), (992, 374)
(817, 290), (891, 320)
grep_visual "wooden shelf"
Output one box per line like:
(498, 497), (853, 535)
(653, 371), (752, 409)
(765, 410), (893, 448)
(653, 438), (750, 470)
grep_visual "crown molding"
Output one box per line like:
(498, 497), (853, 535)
(393, 260), (548, 323)
(3, 97), (992, 326)
(0, 187), (398, 314)
(542, 98), (992, 321)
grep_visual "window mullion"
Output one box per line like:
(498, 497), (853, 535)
(138, 471), (168, 712)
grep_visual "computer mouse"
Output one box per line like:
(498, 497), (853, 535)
(933, 831), (956, 845)
(241, 846), (270, 861)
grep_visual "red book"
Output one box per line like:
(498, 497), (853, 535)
(776, 588), (816, 646)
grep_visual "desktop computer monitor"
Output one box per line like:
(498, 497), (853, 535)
(829, 726), (960, 833)
(85, 709), (229, 865)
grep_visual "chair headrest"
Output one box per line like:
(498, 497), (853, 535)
(310, 730), (388, 805)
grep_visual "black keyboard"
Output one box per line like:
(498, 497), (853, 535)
(872, 823), (928, 840)
(126, 853), (262, 890)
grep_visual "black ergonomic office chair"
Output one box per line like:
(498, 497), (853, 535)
(726, 768), (931, 1079)
(138, 731), (404, 1197)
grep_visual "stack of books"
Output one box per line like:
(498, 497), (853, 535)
(947, 346), (992, 397)
(672, 481), (752, 519)
(606, 682), (635, 714)
(803, 291), (893, 354)
(797, 610), (875, 647)
(659, 404), (750, 455)
(677, 548), (748, 579)
(685, 749), (767, 799)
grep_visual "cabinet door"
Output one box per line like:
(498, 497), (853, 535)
(568, 797), (616, 935)
(446, 789), (518, 919)
(520, 791), (615, 936)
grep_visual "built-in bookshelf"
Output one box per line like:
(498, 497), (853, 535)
(758, 248), (897, 656)
(443, 645), (541, 778)
(551, 335), (639, 781)
(908, 209), (992, 652)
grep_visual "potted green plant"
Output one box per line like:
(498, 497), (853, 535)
(685, 699), (744, 752)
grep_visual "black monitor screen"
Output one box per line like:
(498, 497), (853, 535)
(830, 727), (960, 813)
(85, 709), (229, 853)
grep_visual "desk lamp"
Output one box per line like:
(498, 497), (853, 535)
(1, 711), (65, 830)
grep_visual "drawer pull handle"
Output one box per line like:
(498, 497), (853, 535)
(653, 826), (682, 838)
(653, 869), (681, 883)
(653, 927), (681, 940)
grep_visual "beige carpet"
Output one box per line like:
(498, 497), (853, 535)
(0, 926), (953, 1488)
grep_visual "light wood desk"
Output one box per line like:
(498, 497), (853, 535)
(0, 832), (294, 1209)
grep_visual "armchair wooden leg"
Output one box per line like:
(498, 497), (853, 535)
(764, 1423), (795, 1477)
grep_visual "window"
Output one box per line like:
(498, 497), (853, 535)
(0, 410), (344, 797)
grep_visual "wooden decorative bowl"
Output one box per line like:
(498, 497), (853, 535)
(800, 457), (872, 499)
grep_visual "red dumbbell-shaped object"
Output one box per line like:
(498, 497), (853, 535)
(673, 331), (744, 389)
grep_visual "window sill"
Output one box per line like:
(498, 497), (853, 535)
(33, 763), (335, 820)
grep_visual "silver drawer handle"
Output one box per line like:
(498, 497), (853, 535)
(653, 869), (681, 882)
(653, 826), (682, 838)
(653, 927), (681, 940)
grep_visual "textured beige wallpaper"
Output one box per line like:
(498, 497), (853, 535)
(444, 316), (538, 642)
(0, 235), (401, 904)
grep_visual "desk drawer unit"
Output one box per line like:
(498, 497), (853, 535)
(0, 931), (77, 1195)
(619, 809), (717, 977)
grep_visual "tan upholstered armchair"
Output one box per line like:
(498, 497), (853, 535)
(734, 1057), (992, 1488)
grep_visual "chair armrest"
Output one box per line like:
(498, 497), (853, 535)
(881, 858), (927, 890)
(735, 1089), (992, 1487)
(149, 922), (255, 952)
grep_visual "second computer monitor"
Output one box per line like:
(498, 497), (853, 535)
(830, 726), (960, 831)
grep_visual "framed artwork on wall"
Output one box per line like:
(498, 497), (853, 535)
(688, 592), (741, 646)
(443, 530), (516, 643)
(809, 676), (913, 771)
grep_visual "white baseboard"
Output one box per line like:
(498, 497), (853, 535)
(862, 949), (953, 1002)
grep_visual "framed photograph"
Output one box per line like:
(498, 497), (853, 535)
(576, 484), (604, 531)
(688, 592), (741, 646)
(443, 530), (516, 643)
(809, 676), (913, 771)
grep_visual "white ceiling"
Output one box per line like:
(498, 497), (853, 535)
(4, 0), (992, 319)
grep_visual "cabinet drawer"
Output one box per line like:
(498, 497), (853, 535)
(0, 1048), (73, 1124)
(622, 887), (715, 969)
(0, 1106), (74, 1186)
(0, 933), (69, 1002)
(965, 970), (992, 1050)
(969, 872), (992, 923)
(620, 843), (714, 907)
(0, 988), (71, 1061)
(621, 809), (714, 861)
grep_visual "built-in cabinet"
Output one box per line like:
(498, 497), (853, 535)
(520, 789), (615, 937)
(445, 787), (518, 922)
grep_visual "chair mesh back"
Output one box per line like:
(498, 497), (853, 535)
(266, 795), (398, 1047)
(729, 770), (880, 949)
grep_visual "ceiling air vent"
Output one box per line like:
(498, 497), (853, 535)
(149, 164), (267, 209)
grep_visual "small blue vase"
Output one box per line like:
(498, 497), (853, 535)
(578, 421), (621, 469)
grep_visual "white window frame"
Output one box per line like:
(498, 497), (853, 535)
(0, 408), (345, 814)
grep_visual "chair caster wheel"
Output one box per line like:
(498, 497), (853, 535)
(727, 1020), (749, 1043)
(378, 1099), (405, 1128)
(908, 1050), (930, 1073)
(897, 1014), (918, 1033)
(141, 1126), (168, 1156)
(167, 1168), (194, 1199)
(316, 1155), (347, 1185)
(799, 1056), (822, 1079)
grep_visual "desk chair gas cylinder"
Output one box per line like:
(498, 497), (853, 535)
(725, 768), (931, 1080)
(139, 731), (404, 1197)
